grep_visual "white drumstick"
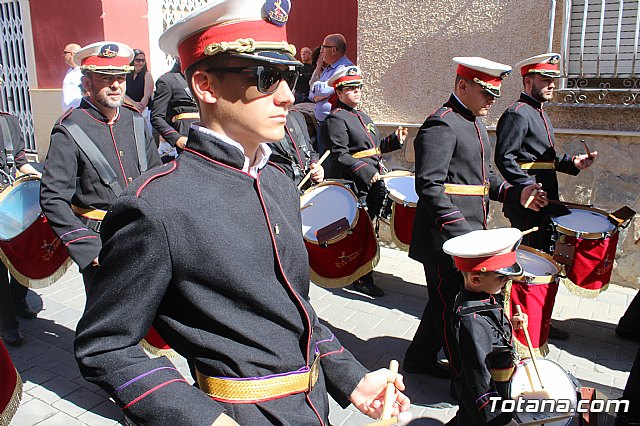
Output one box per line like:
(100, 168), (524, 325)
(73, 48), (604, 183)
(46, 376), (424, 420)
(297, 150), (330, 190)
(524, 189), (538, 209)
(381, 360), (399, 420)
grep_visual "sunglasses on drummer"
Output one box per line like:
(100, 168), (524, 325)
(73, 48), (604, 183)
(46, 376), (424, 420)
(209, 65), (300, 94)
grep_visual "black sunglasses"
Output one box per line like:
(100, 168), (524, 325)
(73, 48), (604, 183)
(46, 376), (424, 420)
(209, 66), (300, 94)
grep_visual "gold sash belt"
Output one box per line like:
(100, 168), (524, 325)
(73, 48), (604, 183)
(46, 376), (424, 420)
(71, 205), (107, 220)
(352, 147), (381, 159)
(444, 182), (489, 196)
(518, 161), (555, 170)
(196, 357), (320, 403)
(490, 366), (515, 382)
(171, 112), (200, 123)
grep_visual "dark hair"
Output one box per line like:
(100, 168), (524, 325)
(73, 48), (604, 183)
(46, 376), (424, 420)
(130, 49), (148, 74)
(311, 46), (321, 69)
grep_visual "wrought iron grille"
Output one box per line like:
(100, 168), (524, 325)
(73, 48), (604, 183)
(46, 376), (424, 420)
(148, 0), (210, 79)
(0, 0), (35, 151)
(558, 0), (640, 107)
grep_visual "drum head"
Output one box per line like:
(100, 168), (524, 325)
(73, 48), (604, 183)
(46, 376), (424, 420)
(0, 179), (41, 241)
(385, 176), (418, 206)
(511, 359), (577, 426)
(517, 248), (560, 279)
(300, 183), (358, 243)
(552, 208), (615, 237)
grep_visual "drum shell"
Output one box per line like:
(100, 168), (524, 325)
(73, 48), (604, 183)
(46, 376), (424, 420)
(0, 176), (71, 288)
(504, 246), (561, 358)
(390, 202), (416, 251)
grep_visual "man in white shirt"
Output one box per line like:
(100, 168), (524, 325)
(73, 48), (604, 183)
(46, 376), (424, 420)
(61, 43), (82, 110)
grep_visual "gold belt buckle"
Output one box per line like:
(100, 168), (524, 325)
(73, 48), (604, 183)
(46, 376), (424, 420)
(308, 354), (320, 393)
(484, 180), (490, 194)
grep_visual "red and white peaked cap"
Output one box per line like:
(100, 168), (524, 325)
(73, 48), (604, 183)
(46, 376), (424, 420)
(159, 0), (301, 73)
(453, 56), (512, 97)
(74, 42), (134, 75)
(443, 228), (523, 276)
(516, 53), (561, 77)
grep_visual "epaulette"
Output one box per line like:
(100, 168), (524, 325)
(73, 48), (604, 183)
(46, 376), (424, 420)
(58, 107), (75, 124)
(135, 161), (177, 197)
(429, 107), (452, 119)
(122, 103), (141, 113)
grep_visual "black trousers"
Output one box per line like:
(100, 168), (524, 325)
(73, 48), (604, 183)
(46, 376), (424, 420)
(0, 263), (28, 331)
(618, 291), (640, 331)
(617, 346), (640, 425)
(405, 257), (463, 373)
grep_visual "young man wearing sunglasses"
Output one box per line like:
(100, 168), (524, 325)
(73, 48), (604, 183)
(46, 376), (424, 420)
(74, 1), (410, 425)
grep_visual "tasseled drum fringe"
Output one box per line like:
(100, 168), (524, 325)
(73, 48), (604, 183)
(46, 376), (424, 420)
(0, 369), (22, 426)
(139, 339), (178, 358)
(0, 249), (73, 289)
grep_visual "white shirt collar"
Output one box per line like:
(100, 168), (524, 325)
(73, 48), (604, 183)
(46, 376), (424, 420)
(192, 124), (272, 177)
(452, 93), (470, 112)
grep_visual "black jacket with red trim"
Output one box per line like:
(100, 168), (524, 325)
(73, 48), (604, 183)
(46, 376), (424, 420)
(0, 112), (28, 180)
(495, 93), (579, 218)
(325, 101), (401, 194)
(40, 99), (161, 270)
(409, 95), (524, 265)
(449, 288), (515, 426)
(150, 70), (199, 146)
(74, 127), (368, 426)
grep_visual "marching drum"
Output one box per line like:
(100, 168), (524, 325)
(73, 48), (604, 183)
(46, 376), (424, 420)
(504, 246), (561, 358)
(551, 206), (618, 298)
(0, 175), (71, 288)
(510, 358), (578, 426)
(385, 175), (418, 251)
(301, 181), (379, 288)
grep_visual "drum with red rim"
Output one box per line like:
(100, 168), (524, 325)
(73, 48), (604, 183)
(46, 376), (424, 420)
(301, 181), (379, 288)
(504, 246), (561, 358)
(0, 175), (71, 288)
(384, 175), (417, 251)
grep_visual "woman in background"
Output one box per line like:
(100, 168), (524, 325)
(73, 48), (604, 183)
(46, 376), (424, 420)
(125, 49), (154, 132)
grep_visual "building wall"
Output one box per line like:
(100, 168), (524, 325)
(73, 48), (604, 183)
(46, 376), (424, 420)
(364, 1), (640, 289)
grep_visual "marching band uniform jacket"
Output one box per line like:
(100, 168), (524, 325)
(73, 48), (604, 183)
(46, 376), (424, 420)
(74, 128), (368, 426)
(450, 289), (516, 426)
(268, 110), (318, 186)
(495, 93), (580, 249)
(0, 112), (28, 180)
(150, 69), (199, 146)
(40, 100), (161, 270)
(409, 95), (524, 265)
(326, 101), (401, 194)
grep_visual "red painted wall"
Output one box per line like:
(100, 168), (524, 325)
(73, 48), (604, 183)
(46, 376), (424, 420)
(29, 0), (150, 89)
(29, 0), (104, 89)
(287, 0), (358, 64)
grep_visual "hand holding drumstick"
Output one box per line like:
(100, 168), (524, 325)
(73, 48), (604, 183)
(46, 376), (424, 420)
(521, 183), (547, 211)
(574, 139), (598, 169)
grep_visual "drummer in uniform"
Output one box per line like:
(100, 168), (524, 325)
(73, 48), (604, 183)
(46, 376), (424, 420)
(150, 57), (200, 161)
(404, 57), (546, 377)
(0, 104), (41, 347)
(40, 41), (161, 288)
(74, 1), (410, 425)
(443, 228), (526, 426)
(495, 53), (597, 339)
(268, 109), (324, 188)
(325, 65), (408, 297)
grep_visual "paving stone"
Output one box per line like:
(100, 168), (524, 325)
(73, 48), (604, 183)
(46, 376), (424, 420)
(19, 365), (57, 391)
(9, 397), (60, 425)
(36, 411), (87, 425)
(76, 399), (124, 425)
(27, 376), (80, 404)
(51, 387), (105, 418)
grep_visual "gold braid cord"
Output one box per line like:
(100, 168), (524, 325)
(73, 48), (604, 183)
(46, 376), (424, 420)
(204, 38), (296, 57)
(0, 369), (22, 426)
(139, 339), (178, 358)
(80, 65), (134, 73)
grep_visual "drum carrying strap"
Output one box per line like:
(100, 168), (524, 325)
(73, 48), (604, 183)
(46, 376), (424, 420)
(61, 118), (124, 197)
(132, 113), (148, 173)
(0, 115), (14, 167)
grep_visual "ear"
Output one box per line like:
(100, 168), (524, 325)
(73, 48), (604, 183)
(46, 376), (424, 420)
(81, 75), (91, 93)
(468, 271), (482, 287)
(457, 78), (468, 94)
(191, 69), (218, 105)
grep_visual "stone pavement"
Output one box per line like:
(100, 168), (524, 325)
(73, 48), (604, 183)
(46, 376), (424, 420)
(6, 245), (638, 425)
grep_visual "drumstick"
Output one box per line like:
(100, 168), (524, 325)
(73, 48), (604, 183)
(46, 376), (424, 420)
(522, 226), (539, 236)
(581, 139), (593, 160)
(515, 305), (545, 390)
(524, 189), (538, 209)
(297, 150), (330, 190)
(380, 360), (400, 420)
(300, 203), (313, 211)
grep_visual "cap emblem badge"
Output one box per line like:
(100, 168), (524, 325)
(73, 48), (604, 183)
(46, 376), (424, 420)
(266, 0), (289, 26)
(99, 44), (119, 58)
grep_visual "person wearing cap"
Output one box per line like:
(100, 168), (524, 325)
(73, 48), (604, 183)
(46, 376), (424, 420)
(443, 228), (526, 426)
(495, 53), (597, 253)
(74, 2), (410, 425)
(404, 57), (546, 378)
(150, 57), (200, 161)
(495, 53), (597, 341)
(268, 109), (324, 188)
(40, 41), (161, 288)
(325, 65), (407, 297)
(0, 86), (41, 346)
